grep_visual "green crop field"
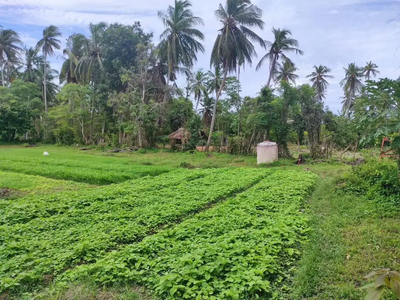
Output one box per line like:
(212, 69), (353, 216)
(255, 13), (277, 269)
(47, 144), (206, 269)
(2, 146), (400, 300)
(0, 146), (173, 185)
(0, 146), (319, 299)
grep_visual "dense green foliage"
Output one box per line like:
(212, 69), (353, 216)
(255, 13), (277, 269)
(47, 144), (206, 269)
(338, 158), (400, 207)
(0, 168), (269, 293)
(1, 0), (372, 159)
(61, 170), (316, 299)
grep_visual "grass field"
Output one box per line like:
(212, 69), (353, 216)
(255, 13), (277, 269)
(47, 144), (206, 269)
(0, 146), (173, 185)
(1, 146), (400, 299)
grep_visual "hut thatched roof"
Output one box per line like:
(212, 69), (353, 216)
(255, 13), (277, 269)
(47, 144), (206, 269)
(168, 128), (190, 140)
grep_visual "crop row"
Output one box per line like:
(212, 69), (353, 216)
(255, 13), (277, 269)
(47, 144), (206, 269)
(62, 171), (317, 299)
(0, 168), (269, 293)
(0, 168), (216, 225)
(0, 159), (172, 184)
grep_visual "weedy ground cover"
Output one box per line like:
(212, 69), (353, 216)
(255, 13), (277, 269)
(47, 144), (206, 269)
(292, 165), (400, 300)
(0, 168), (269, 294)
(0, 171), (89, 198)
(60, 171), (317, 299)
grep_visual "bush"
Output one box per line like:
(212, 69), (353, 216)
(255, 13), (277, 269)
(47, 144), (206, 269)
(227, 136), (247, 155)
(337, 158), (400, 206)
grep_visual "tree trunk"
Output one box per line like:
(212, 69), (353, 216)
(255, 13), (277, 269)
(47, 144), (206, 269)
(90, 94), (95, 143)
(142, 82), (146, 104)
(266, 55), (277, 87)
(1, 63), (5, 87)
(43, 52), (48, 113)
(100, 120), (105, 144)
(79, 119), (88, 144)
(195, 96), (200, 111)
(278, 143), (291, 158)
(247, 130), (256, 154)
(340, 146), (351, 162)
(138, 123), (142, 148)
(206, 70), (228, 151)
(163, 48), (172, 103)
(90, 108), (94, 143)
(310, 143), (321, 159)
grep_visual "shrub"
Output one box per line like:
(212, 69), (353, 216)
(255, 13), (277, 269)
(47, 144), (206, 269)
(337, 158), (400, 206)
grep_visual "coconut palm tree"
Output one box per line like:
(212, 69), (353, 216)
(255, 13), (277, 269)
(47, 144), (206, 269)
(201, 95), (214, 126)
(363, 61), (379, 81)
(0, 26), (22, 86)
(206, 65), (222, 99)
(306, 65), (334, 101)
(60, 33), (87, 84)
(341, 90), (353, 117)
(158, 0), (205, 91)
(340, 63), (364, 116)
(77, 22), (107, 85)
(207, 0), (265, 149)
(37, 61), (59, 105)
(36, 25), (61, 113)
(4, 52), (21, 84)
(188, 69), (210, 110)
(20, 47), (44, 83)
(275, 61), (298, 85)
(256, 28), (303, 87)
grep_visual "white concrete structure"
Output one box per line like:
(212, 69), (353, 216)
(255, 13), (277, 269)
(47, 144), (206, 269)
(257, 141), (278, 164)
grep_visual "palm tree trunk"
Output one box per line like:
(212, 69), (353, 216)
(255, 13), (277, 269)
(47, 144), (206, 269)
(43, 52), (48, 113)
(206, 70), (228, 150)
(163, 47), (172, 103)
(1, 63), (5, 87)
(266, 55), (277, 87)
(195, 96), (200, 111)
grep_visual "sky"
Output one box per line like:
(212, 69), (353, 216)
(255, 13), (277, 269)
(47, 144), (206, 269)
(1, 0), (400, 112)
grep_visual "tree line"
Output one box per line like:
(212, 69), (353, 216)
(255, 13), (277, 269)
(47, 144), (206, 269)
(0, 0), (386, 158)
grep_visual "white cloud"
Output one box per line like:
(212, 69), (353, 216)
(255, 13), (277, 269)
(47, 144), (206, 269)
(1, 0), (400, 112)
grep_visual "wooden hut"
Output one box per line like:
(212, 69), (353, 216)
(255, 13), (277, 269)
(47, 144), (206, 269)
(168, 128), (190, 147)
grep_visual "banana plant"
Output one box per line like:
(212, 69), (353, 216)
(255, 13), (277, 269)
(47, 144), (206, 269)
(361, 269), (400, 300)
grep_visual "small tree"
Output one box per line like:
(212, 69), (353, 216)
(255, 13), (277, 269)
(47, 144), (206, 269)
(355, 78), (400, 175)
(298, 84), (323, 158)
(272, 81), (298, 158)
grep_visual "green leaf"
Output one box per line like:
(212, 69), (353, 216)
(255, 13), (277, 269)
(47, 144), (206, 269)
(360, 283), (375, 290)
(365, 271), (378, 279)
(375, 274), (387, 288)
(390, 278), (400, 298)
(365, 287), (384, 300)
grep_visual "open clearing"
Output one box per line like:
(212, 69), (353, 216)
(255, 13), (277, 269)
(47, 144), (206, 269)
(1, 146), (400, 299)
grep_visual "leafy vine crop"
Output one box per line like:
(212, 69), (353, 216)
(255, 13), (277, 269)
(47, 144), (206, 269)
(0, 168), (269, 293)
(62, 171), (317, 299)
